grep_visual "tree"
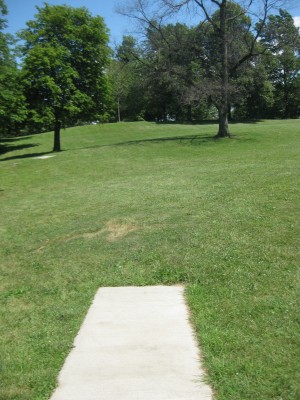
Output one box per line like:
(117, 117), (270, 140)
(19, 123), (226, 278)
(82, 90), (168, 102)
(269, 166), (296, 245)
(118, 0), (284, 137)
(108, 36), (143, 122)
(141, 22), (207, 121)
(19, 3), (111, 151)
(230, 54), (274, 119)
(0, 60), (28, 137)
(0, 0), (8, 57)
(260, 9), (300, 118)
(112, 25), (211, 122)
(0, 0), (27, 137)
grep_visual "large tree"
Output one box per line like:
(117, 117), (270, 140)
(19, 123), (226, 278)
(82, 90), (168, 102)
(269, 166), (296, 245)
(231, 54), (275, 119)
(108, 36), (145, 122)
(0, 0), (7, 55)
(141, 22), (206, 121)
(111, 25), (211, 122)
(19, 3), (111, 151)
(260, 9), (300, 118)
(0, 0), (27, 137)
(118, 0), (285, 137)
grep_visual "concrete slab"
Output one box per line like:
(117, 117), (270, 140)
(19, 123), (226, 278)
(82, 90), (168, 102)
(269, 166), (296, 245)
(34, 155), (55, 159)
(50, 286), (213, 400)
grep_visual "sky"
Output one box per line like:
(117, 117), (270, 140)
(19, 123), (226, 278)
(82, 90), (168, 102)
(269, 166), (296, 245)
(4, 0), (132, 45)
(4, 0), (300, 45)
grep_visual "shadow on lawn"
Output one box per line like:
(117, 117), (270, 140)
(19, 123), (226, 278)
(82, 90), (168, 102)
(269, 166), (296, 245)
(76, 134), (219, 152)
(0, 136), (38, 157)
(0, 143), (39, 157)
(155, 119), (263, 125)
(0, 134), (215, 161)
(117, 134), (216, 145)
(0, 150), (56, 162)
(0, 136), (33, 143)
(0, 131), (236, 160)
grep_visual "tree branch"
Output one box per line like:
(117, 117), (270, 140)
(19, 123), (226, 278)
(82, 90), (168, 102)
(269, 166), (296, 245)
(194, 0), (220, 32)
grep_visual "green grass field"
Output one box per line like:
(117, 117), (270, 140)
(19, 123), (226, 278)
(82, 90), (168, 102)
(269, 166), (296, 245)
(1, 120), (299, 400)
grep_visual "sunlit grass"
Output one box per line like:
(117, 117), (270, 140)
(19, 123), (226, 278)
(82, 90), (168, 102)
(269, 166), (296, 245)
(0, 120), (299, 399)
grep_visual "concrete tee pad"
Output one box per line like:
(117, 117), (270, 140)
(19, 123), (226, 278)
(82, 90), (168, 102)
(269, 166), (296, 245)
(34, 155), (55, 159)
(50, 286), (213, 400)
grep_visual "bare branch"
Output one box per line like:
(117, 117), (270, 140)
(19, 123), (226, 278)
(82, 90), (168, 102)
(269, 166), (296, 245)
(194, 0), (220, 31)
(226, 0), (253, 22)
(116, 0), (174, 47)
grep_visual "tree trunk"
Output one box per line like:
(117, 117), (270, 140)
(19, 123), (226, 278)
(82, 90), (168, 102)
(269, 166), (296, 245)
(53, 119), (61, 152)
(216, 0), (231, 138)
(283, 77), (290, 119)
(187, 104), (192, 122)
(117, 97), (121, 122)
(218, 105), (230, 137)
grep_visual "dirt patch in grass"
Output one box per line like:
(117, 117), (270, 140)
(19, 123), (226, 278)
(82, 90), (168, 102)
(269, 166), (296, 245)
(1, 387), (32, 398)
(105, 220), (140, 242)
(64, 228), (105, 242)
(35, 220), (140, 251)
(65, 220), (140, 243)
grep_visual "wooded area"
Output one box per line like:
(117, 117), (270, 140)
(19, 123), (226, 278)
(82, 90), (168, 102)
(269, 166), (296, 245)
(0, 0), (300, 146)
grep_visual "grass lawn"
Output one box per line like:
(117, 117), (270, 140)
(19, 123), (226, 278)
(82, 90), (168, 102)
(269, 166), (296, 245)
(0, 120), (299, 400)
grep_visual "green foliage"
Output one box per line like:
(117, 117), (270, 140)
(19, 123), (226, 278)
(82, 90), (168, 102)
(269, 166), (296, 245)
(143, 22), (203, 121)
(0, 0), (27, 137)
(115, 0), (300, 132)
(116, 35), (139, 63)
(22, 43), (82, 131)
(232, 55), (275, 119)
(111, 3), (300, 123)
(0, 0), (7, 31)
(260, 9), (300, 118)
(1, 1), (300, 136)
(108, 36), (146, 121)
(0, 64), (28, 137)
(19, 3), (111, 140)
(203, 1), (254, 73)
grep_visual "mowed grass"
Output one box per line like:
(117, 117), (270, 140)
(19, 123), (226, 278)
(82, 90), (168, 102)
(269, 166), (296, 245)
(0, 120), (299, 400)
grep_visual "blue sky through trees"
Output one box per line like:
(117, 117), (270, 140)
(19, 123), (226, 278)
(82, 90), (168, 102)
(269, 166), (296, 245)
(4, 0), (128, 44)
(4, 0), (300, 44)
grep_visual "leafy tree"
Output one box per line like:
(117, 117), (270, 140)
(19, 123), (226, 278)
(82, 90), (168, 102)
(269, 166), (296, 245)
(116, 24), (211, 122)
(142, 22), (203, 121)
(109, 36), (144, 121)
(118, 0), (283, 136)
(0, 0), (27, 137)
(0, 0), (8, 57)
(116, 35), (140, 63)
(19, 3), (111, 151)
(0, 61), (28, 137)
(260, 9), (300, 118)
(231, 54), (275, 119)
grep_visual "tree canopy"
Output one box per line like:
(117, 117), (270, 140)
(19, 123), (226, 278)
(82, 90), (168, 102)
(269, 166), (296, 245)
(0, 1), (299, 140)
(0, 0), (27, 137)
(116, 0), (299, 136)
(19, 3), (111, 151)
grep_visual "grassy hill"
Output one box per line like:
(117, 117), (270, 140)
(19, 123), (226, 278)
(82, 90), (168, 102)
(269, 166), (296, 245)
(1, 120), (299, 399)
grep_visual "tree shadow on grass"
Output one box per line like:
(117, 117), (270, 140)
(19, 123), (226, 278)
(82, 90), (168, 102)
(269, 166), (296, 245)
(0, 136), (33, 142)
(0, 131), (241, 160)
(0, 150), (57, 162)
(155, 119), (264, 125)
(115, 134), (217, 146)
(0, 143), (40, 157)
(0, 136), (38, 157)
(0, 134), (216, 160)
(138, 132), (260, 144)
(75, 134), (219, 152)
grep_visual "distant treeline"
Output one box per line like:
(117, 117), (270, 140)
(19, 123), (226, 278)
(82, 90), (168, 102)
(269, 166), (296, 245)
(0, 1), (299, 138)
